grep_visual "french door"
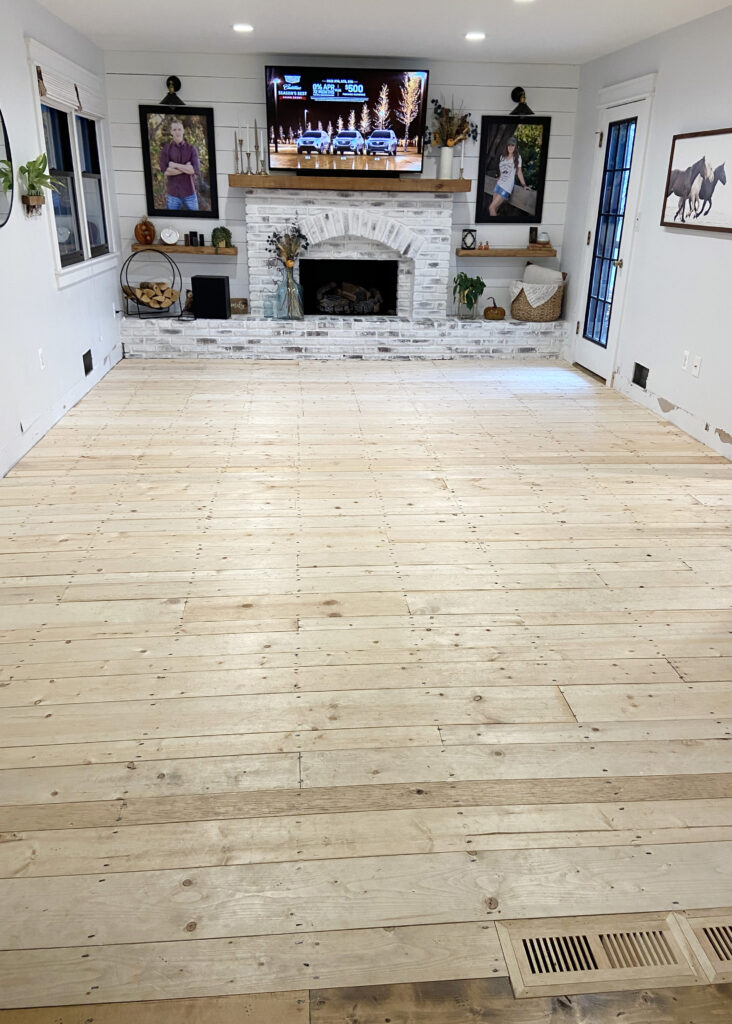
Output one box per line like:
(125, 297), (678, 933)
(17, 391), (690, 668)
(574, 98), (650, 382)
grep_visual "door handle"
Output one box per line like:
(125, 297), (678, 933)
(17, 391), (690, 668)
(612, 258), (624, 268)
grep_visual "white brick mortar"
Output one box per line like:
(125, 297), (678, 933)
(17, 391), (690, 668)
(122, 316), (567, 361)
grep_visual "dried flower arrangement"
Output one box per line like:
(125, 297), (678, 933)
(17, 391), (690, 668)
(426, 99), (478, 148)
(266, 222), (310, 268)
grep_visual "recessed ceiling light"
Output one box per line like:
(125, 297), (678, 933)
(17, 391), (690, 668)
(232, 23), (254, 32)
(513, 0), (537, 4)
(465, 31), (486, 41)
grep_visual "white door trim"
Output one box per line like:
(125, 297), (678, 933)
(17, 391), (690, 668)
(574, 76), (656, 384)
(598, 73), (657, 109)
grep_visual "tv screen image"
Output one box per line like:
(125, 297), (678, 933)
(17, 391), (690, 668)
(265, 66), (429, 174)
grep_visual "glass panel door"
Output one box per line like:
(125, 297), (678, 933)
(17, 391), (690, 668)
(583, 117), (637, 347)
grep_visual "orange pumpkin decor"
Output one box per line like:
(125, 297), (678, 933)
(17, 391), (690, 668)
(483, 296), (506, 321)
(134, 216), (155, 245)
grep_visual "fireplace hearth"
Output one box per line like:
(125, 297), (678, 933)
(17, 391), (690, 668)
(300, 259), (398, 316)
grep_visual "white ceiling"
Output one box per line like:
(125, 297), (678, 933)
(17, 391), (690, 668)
(39, 0), (731, 64)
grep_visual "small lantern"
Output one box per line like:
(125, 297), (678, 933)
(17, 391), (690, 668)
(160, 76), (184, 106)
(461, 229), (476, 250)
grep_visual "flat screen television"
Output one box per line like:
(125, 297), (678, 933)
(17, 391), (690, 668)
(265, 66), (429, 175)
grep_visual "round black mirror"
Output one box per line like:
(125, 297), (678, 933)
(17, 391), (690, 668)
(0, 110), (13, 228)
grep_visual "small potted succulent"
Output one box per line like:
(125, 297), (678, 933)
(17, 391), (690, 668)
(453, 271), (486, 319)
(211, 225), (232, 252)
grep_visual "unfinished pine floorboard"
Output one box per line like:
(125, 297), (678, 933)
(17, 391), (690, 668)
(1, 359), (731, 1012)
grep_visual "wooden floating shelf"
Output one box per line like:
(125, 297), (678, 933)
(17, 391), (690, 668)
(131, 243), (238, 256)
(21, 194), (46, 207)
(456, 246), (557, 258)
(228, 173), (471, 193)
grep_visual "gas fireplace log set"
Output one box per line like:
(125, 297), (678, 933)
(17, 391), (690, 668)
(316, 281), (386, 316)
(300, 258), (399, 316)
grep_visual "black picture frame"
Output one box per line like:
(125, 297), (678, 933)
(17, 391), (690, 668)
(475, 115), (551, 224)
(139, 105), (219, 219)
(0, 109), (13, 229)
(660, 127), (731, 233)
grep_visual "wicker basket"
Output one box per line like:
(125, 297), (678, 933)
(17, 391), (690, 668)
(510, 274), (566, 322)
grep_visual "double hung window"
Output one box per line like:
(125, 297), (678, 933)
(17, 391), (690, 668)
(30, 40), (113, 276)
(41, 106), (109, 267)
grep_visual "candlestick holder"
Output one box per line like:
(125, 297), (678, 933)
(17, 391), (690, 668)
(245, 152), (253, 175)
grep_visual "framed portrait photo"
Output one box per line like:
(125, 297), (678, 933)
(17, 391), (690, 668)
(661, 127), (730, 232)
(475, 115), (551, 224)
(139, 106), (219, 219)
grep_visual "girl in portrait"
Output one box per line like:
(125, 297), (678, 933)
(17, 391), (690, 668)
(488, 136), (527, 217)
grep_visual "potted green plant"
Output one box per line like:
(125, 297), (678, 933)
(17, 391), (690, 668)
(453, 271), (486, 319)
(211, 225), (232, 252)
(17, 154), (62, 212)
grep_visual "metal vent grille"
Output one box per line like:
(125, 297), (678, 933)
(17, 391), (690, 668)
(496, 913), (702, 998)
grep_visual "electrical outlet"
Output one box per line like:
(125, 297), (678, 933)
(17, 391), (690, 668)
(692, 355), (702, 378)
(681, 350), (689, 370)
(38, 348), (45, 370)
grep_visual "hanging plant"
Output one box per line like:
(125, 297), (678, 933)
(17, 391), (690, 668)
(18, 154), (63, 196)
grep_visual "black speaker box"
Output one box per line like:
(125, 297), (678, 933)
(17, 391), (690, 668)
(191, 275), (231, 319)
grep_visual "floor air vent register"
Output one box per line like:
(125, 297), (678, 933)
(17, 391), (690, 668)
(676, 910), (732, 983)
(495, 912), (726, 999)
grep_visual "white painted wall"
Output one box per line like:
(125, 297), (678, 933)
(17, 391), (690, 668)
(563, 6), (732, 457)
(105, 52), (578, 314)
(0, 0), (122, 477)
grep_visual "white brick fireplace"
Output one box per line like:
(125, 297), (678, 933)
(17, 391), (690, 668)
(121, 184), (567, 361)
(244, 189), (452, 318)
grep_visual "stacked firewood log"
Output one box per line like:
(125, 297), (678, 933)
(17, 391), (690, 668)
(122, 281), (180, 309)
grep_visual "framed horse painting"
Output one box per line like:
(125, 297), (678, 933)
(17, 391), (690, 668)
(661, 127), (730, 232)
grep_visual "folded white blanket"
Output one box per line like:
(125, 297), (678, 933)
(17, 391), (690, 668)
(509, 280), (562, 308)
(523, 263), (565, 285)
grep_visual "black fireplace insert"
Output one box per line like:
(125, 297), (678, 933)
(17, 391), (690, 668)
(299, 259), (398, 316)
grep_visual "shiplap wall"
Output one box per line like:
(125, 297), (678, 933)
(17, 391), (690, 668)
(105, 52), (578, 312)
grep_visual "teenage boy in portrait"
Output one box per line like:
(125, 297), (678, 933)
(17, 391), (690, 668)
(160, 119), (200, 211)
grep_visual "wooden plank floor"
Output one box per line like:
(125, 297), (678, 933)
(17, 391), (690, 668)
(1, 358), (731, 1015)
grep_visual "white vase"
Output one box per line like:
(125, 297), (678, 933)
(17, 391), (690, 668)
(438, 146), (453, 180)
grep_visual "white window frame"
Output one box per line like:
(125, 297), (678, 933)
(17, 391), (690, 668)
(27, 39), (118, 289)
